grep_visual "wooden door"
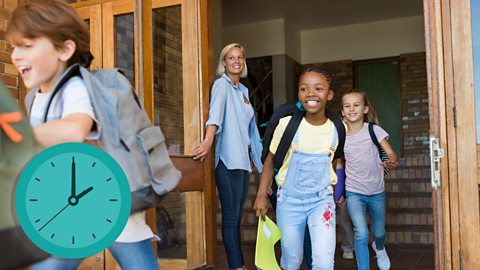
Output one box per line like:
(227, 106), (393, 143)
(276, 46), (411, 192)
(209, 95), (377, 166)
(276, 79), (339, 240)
(71, 0), (214, 269)
(423, 0), (480, 269)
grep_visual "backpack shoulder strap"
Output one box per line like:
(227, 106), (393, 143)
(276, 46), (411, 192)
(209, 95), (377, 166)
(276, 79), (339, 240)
(326, 109), (345, 160)
(368, 122), (381, 147)
(24, 89), (36, 116)
(261, 101), (298, 163)
(272, 107), (304, 171)
(42, 64), (81, 122)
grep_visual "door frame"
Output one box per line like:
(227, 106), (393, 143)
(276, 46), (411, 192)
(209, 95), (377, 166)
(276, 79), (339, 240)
(71, 0), (215, 269)
(423, 0), (480, 268)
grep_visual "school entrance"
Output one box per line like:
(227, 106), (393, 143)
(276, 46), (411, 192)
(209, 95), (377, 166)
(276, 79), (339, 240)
(215, 0), (480, 268)
(67, 0), (480, 269)
(3, 0), (478, 269)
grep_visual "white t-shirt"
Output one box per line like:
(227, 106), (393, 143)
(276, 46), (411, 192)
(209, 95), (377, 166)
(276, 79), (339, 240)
(30, 77), (96, 129)
(30, 76), (155, 243)
(344, 122), (389, 195)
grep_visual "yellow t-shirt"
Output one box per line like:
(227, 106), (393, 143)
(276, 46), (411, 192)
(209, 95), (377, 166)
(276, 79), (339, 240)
(269, 116), (338, 187)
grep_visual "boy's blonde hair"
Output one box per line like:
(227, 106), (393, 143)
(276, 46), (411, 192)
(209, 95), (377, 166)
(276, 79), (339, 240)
(6, 0), (90, 67)
(342, 89), (380, 124)
(216, 43), (248, 78)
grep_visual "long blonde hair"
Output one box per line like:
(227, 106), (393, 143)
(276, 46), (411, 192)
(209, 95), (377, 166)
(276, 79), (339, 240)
(342, 89), (380, 125)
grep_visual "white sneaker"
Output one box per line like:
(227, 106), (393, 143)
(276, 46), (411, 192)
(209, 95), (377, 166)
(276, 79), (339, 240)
(342, 251), (354, 259)
(372, 242), (391, 270)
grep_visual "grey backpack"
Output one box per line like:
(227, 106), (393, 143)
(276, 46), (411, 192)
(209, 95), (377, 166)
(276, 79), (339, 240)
(25, 64), (181, 213)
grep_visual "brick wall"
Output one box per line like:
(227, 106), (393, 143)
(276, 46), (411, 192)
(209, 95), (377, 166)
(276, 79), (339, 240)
(399, 53), (429, 156)
(0, 0), (21, 100)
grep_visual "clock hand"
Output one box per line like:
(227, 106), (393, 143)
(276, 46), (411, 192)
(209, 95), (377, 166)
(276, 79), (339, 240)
(38, 203), (69, 232)
(75, 186), (94, 201)
(68, 186), (93, 206)
(71, 156), (76, 198)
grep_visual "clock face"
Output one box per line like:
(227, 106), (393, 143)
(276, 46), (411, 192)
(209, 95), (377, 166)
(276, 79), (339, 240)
(15, 142), (131, 258)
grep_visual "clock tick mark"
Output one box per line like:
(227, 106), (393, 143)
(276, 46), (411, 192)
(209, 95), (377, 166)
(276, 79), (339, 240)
(92, 162), (96, 167)
(29, 199), (38, 201)
(106, 178), (112, 182)
(109, 199), (118, 201)
(35, 177), (40, 182)
(51, 233), (55, 239)
(106, 219), (112, 223)
(72, 236), (75, 244)
(35, 219), (40, 223)
(92, 233), (96, 239)
(50, 162), (55, 167)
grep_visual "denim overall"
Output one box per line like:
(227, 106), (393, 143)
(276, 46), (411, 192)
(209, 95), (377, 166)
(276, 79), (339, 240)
(277, 127), (337, 270)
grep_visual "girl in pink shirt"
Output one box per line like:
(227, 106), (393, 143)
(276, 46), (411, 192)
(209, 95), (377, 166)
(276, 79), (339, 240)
(341, 89), (398, 270)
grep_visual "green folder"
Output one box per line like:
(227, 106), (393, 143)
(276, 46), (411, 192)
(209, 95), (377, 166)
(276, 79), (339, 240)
(255, 216), (282, 270)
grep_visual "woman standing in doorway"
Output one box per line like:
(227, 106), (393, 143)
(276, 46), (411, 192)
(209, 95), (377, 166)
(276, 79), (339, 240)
(192, 43), (263, 270)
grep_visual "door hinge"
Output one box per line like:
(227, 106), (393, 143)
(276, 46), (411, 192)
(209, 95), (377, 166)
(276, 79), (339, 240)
(430, 137), (444, 188)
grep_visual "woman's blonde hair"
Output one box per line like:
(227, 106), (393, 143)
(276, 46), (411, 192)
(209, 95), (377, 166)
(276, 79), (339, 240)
(342, 89), (380, 125)
(216, 43), (248, 78)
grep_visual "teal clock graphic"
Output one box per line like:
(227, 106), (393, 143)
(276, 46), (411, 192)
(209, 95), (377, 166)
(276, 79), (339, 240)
(15, 142), (131, 258)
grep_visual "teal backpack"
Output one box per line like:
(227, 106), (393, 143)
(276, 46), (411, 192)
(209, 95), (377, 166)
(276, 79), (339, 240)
(0, 83), (49, 269)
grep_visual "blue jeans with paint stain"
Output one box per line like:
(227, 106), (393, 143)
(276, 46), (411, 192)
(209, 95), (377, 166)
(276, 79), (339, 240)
(277, 187), (336, 270)
(276, 129), (337, 269)
(32, 239), (159, 270)
(215, 159), (250, 269)
(346, 191), (386, 270)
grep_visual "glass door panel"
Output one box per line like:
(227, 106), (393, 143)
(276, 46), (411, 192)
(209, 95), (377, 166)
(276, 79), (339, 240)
(153, 5), (184, 154)
(115, 13), (135, 86)
(152, 1), (206, 268)
(152, 3), (190, 268)
(151, 3), (187, 261)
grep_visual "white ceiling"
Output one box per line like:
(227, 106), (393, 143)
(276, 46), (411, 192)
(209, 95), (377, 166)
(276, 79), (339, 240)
(222, 0), (424, 30)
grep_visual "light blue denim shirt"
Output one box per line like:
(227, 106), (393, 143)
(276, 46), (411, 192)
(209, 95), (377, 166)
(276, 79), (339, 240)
(206, 74), (263, 173)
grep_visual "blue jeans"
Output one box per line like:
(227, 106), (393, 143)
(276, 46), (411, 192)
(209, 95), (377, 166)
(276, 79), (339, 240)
(304, 201), (354, 270)
(277, 189), (336, 270)
(32, 239), (159, 270)
(215, 159), (250, 269)
(346, 191), (386, 270)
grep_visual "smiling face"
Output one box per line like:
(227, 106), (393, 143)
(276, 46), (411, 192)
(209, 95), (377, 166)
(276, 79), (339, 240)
(222, 47), (245, 77)
(10, 36), (71, 92)
(298, 71), (333, 119)
(341, 92), (369, 124)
